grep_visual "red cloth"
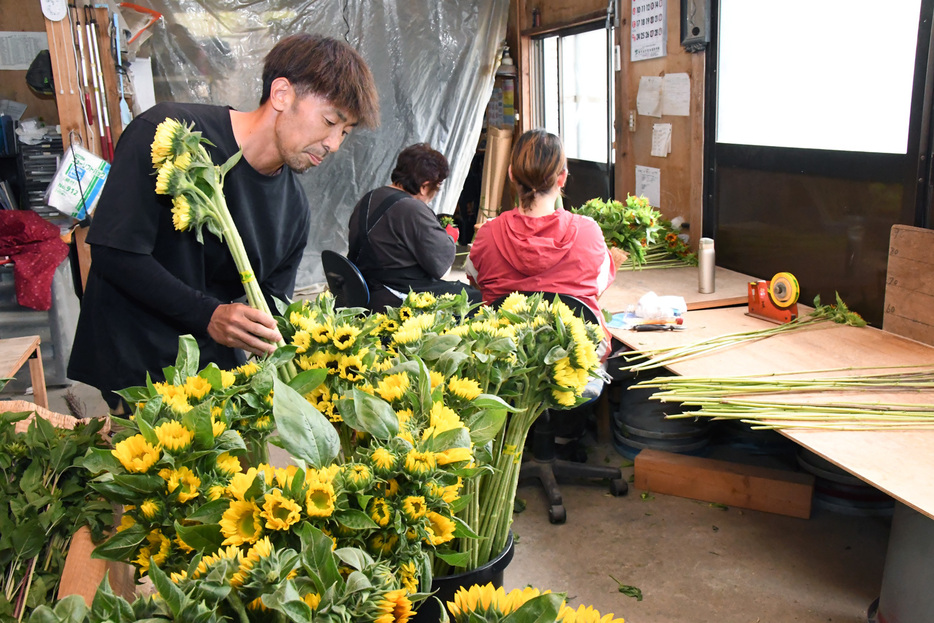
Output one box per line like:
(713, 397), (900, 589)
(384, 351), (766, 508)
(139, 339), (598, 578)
(467, 207), (615, 318)
(0, 211), (69, 311)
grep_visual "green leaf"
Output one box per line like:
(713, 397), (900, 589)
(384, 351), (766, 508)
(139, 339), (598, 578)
(181, 402), (215, 449)
(501, 592), (566, 623)
(334, 547), (374, 572)
(218, 149), (243, 177)
(340, 389), (399, 441)
(297, 523), (342, 588)
(462, 408), (508, 446)
(148, 560), (186, 616)
(174, 335), (201, 381)
(287, 368), (328, 397)
(262, 581), (313, 622)
(266, 345), (298, 369)
(333, 509), (379, 531)
(11, 521), (45, 559)
(186, 499), (230, 524)
(79, 447), (122, 475)
(92, 524), (147, 561)
(174, 521), (224, 553)
(271, 376), (340, 467)
(53, 594), (89, 623)
(432, 549), (470, 567)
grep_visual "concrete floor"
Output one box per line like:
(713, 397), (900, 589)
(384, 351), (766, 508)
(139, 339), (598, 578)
(3, 380), (889, 623)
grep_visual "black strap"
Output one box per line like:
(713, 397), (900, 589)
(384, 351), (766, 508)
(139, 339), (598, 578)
(349, 188), (409, 264)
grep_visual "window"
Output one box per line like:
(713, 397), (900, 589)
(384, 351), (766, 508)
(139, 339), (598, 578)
(536, 27), (612, 163)
(716, 0), (921, 154)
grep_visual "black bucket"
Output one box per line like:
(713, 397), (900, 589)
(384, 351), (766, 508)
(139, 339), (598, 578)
(411, 533), (515, 623)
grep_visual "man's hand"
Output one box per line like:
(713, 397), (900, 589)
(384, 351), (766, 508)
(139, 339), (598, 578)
(208, 303), (283, 356)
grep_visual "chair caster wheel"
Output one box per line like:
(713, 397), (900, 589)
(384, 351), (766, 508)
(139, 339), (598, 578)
(610, 479), (629, 497)
(548, 504), (567, 524)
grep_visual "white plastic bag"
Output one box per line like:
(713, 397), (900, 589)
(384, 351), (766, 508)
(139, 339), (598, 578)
(44, 144), (110, 220)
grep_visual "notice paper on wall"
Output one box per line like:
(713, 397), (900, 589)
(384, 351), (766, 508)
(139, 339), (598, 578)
(651, 123), (672, 157)
(635, 165), (661, 207)
(0, 32), (48, 70)
(662, 73), (690, 116)
(637, 76), (662, 117)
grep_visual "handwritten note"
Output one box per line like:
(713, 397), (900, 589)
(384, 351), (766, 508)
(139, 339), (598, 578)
(636, 76), (663, 118)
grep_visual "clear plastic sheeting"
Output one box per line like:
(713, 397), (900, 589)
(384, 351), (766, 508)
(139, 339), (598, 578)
(131, 0), (508, 289)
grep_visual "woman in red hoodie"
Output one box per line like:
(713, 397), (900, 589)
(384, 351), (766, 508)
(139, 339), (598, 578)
(465, 129), (616, 321)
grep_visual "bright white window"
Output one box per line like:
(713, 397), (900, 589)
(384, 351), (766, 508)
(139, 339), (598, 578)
(540, 28), (610, 162)
(717, 0), (921, 154)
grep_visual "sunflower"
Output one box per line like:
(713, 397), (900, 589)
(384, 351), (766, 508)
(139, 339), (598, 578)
(260, 489), (302, 531)
(305, 481), (336, 518)
(343, 463), (373, 491)
(434, 446), (473, 466)
(171, 196), (191, 231)
(303, 593), (321, 610)
(163, 466), (201, 503)
(403, 449), (436, 478)
(369, 531), (399, 556)
(112, 434), (161, 473)
(136, 530), (171, 573)
(291, 330), (312, 354)
(447, 584), (509, 622)
(338, 352), (367, 382)
(369, 497), (393, 527)
(140, 498), (160, 519)
(558, 604), (625, 623)
(154, 420), (194, 452)
(375, 372), (410, 403)
(401, 495), (427, 521)
(191, 544), (242, 579)
(219, 499), (263, 546)
(370, 447), (397, 474)
(184, 375), (212, 400)
(429, 371), (445, 389)
(163, 392), (193, 415)
(211, 412), (227, 437)
(424, 511), (456, 546)
(150, 118), (184, 166)
(154, 160), (186, 196)
(236, 361), (261, 379)
(399, 560), (419, 594)
(391, 324), (423, 345)
(220, 369), (236, 388)
(447, 376), (482, 400)
(427, 479), (462, 504)
(374, 589), (413, 623)
(409, 291), (437, 308)
(331, 325), (362, 350)
(228, 468), (258, 501)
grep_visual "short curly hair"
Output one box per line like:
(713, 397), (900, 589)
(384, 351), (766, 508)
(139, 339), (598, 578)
(390, 143), (449, 195)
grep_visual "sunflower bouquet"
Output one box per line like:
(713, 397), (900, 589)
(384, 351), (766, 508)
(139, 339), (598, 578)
(27, 524), (414, 623)
(85, 330), (488, 610)
(276, 291), (605, 577)
(447, 582), (626, 623)
(571, 195), (696, 269)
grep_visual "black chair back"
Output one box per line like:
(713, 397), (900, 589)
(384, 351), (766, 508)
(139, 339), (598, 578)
(321, 250), (369, 308)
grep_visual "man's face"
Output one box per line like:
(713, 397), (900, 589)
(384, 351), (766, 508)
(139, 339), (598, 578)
(275, 89), (358, 174)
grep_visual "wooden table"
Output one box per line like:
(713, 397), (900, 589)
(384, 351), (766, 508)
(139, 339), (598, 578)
(0, 336), (48, 409)
(598, 265), (757, 313)
(610, 307), (934, 518)
(611, 307), (934, 619)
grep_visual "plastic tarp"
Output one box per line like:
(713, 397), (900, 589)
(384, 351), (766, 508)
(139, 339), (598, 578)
(125, 0), (508, 289)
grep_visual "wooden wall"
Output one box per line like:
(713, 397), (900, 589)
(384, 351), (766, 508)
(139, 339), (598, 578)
(510, 0), (706, 248)
(0, 0), (60, 124)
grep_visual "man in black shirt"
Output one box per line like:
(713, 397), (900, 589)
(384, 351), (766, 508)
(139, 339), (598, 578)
(348, 143), (481, 310)
(67, 34), (379, 411)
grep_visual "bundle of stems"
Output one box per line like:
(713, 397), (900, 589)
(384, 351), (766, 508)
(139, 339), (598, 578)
(632, 364), (934, 431)
(634, 364), (934, 400)
(662, 398), (934, 431)
(616, 242), (695, 271)
(621, 293), (866, 372)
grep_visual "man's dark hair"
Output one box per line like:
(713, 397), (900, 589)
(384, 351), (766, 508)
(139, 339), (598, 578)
(261, 33), (380, 128)
(390, 143), (449, 195)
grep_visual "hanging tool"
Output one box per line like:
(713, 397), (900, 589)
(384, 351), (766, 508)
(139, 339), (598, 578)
(114, 13), (132, 128)
(86, 5), (113, 161)
(71, 3), (94, 127)
(747, 272), (800, 324)
(83, 5), (107, 159)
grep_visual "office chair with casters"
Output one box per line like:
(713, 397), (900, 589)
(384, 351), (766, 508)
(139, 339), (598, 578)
(321, 250), (369, 308)
(491, 292), (628, 524)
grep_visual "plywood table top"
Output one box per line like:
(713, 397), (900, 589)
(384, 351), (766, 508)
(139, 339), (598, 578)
(611, 307), (934, 519)
(598, 265), (758, 314)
